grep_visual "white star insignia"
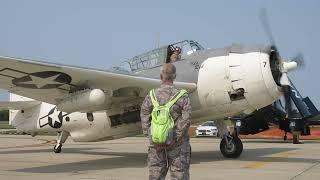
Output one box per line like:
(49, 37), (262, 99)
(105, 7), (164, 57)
(19, 74), (64, 88)
(48, 108), (62, 127)
(50, 116), (62, 126)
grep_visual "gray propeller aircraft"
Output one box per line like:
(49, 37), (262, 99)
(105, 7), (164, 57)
(0, 38), (317, 158)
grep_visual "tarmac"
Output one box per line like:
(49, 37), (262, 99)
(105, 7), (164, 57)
(0, 135), (319, 180)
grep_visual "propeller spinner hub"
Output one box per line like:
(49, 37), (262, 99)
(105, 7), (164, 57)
(281, 61), (298, 73)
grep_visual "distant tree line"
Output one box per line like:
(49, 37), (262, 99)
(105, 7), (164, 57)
(0, 110), (9, 121)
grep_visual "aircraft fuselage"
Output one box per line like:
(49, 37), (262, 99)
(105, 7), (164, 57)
(10, 44), (283, 142)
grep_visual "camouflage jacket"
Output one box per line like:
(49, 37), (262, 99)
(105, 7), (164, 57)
(140, 84), (192, 142)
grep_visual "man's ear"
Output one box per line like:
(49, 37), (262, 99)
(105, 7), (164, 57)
(160, 74), (163, 80)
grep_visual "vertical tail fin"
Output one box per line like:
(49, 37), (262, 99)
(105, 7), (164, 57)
(9, 93), (37, 125)
(0, 93), (41, 132)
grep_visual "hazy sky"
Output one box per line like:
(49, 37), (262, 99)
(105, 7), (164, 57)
(0, 0), (319, 107)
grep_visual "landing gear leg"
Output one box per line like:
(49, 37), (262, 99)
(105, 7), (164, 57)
(54, 131), (69, 153)
(292, 133), (301, 144)
(216, 119), (243, 158)
(283, 132), (287, 141)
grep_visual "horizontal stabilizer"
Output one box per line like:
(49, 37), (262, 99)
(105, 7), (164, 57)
(0, 101), (41, 110)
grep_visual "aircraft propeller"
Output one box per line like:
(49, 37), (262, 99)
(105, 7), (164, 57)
(259, 8), (305, 118)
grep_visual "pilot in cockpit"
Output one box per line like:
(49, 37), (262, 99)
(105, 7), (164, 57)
(169, 47), (181, 63)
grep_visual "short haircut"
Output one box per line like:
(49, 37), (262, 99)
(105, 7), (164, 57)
(160, 63), (176, 81)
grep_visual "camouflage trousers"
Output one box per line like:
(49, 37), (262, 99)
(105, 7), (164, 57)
(147, 141), (191, 180)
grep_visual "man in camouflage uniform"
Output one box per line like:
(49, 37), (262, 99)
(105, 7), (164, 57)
(141, 63), (192, 180)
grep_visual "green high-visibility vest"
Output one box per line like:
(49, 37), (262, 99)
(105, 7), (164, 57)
(149, 88), (187, 144)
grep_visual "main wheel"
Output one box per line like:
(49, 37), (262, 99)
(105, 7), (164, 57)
(220, 136), (243, 158)
(54, 144), (62, 153)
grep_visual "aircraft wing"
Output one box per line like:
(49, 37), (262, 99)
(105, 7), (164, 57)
(0, 56), (197, 108)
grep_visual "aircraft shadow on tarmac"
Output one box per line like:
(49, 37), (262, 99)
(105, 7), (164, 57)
(0, 146), (318, 173)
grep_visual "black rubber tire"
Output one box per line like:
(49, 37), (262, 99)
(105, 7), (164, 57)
(54, 144), (62, 153)
(220, 136), (243, 158)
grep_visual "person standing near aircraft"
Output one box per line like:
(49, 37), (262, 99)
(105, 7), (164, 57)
(170, 47), (182, 63)
(141, 63), (192, 180)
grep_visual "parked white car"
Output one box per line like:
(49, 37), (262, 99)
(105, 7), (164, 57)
(195, 121), (219, 137)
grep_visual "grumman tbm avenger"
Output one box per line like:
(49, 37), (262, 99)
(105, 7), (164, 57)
(0, 38), (317, 158)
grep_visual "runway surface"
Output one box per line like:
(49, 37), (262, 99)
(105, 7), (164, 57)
(0, 135), (319, 180)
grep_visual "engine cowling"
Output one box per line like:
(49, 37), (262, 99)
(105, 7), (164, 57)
(197, 48), (282, 117)
(57, 89), (106, 113)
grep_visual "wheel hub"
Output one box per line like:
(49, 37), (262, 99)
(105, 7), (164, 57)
(225, 142), (235, 153)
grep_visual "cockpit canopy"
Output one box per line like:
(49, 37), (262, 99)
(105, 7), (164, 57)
(113, 40), (204, 73)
